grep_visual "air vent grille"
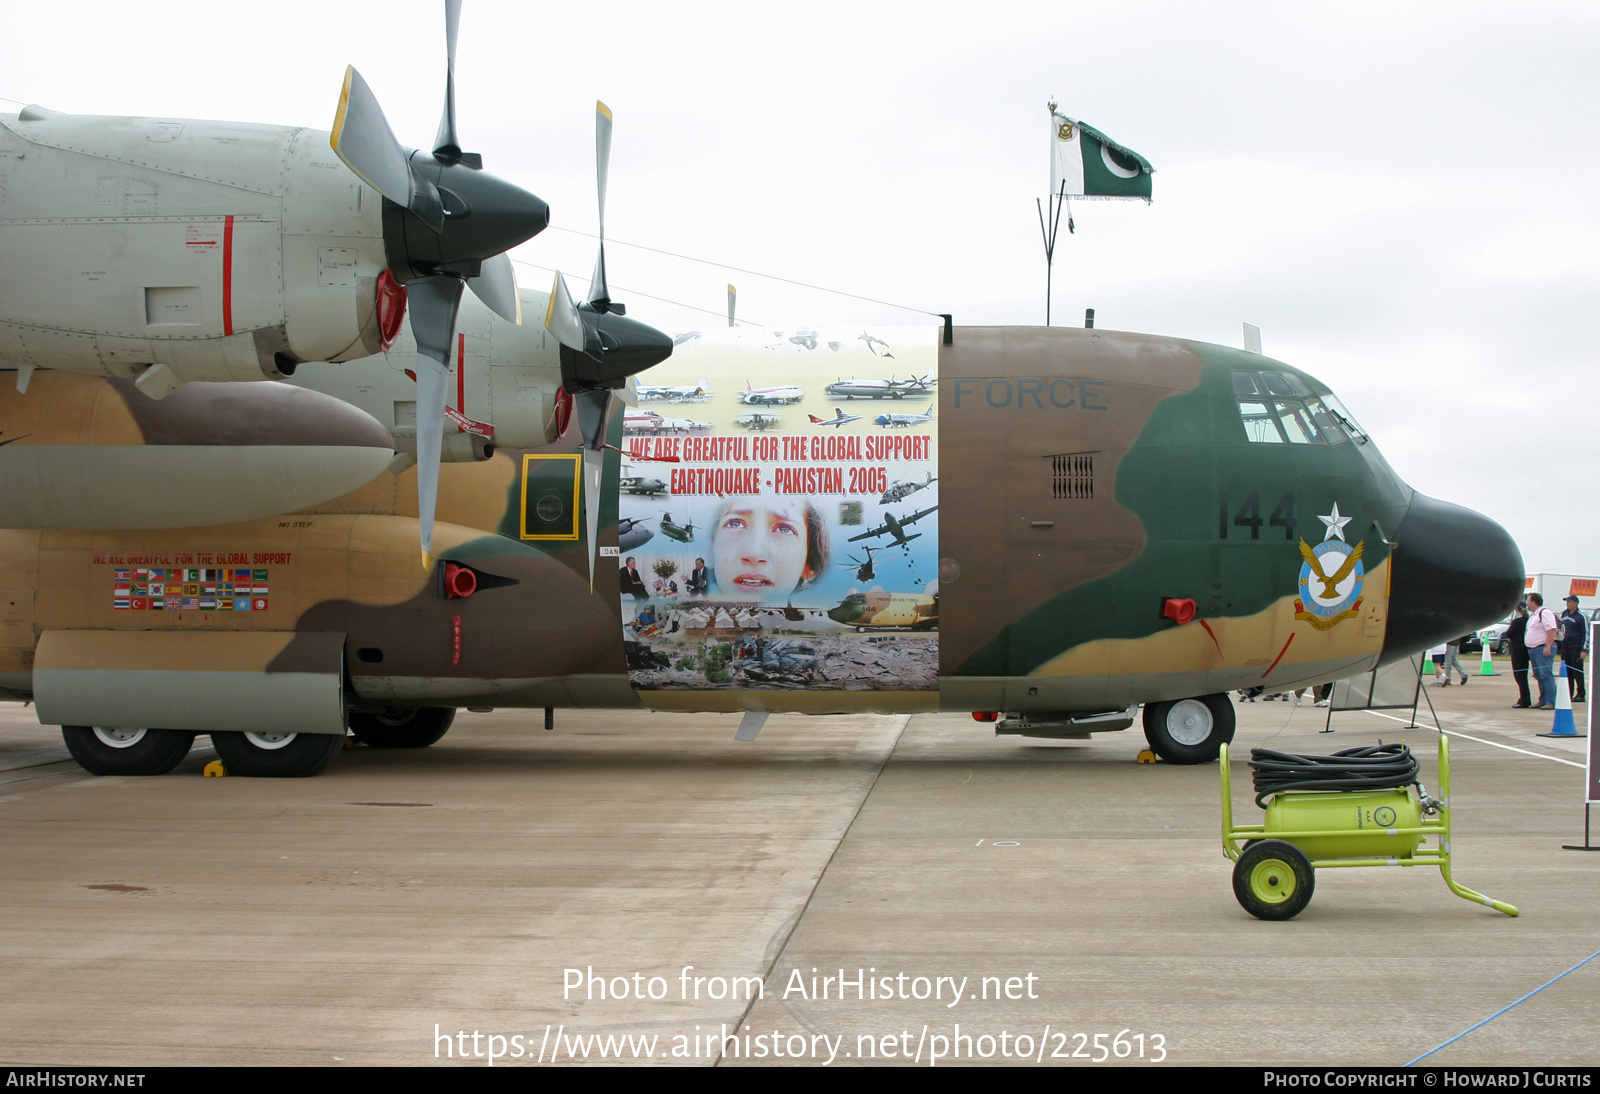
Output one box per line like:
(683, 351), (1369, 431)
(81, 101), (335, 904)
(1050, 454), (1095, 499)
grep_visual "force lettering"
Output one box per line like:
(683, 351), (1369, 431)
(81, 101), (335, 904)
(951, 377), (1108, 410)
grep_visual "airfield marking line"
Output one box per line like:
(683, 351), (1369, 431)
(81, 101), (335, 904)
(1361, 711), (1584, 768)
(0, 758), (80, 774)
(1406, 947), (1600, 1066)
(0, 768), (80, 787)
(714, 714), (912, 1067)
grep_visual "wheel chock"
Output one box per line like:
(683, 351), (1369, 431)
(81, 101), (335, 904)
(203, 761), (228, 778)
(344, 735), (359, 748)
(1137, 749), (1158, 764)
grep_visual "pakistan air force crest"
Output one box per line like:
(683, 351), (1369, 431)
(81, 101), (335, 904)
(1295, 502), (1364, 631)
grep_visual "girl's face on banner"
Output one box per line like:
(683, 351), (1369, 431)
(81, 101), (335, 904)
(713, 499), (814, 597)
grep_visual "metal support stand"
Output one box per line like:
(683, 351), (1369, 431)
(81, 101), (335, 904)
(1563, 803), (1600, 851)
(1321, 656), (1435, 733)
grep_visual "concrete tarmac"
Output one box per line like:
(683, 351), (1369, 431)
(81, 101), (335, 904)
(0, 664), (1595, 1067)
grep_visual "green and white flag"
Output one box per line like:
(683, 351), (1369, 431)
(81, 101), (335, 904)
(1049, 105), (1153, 202)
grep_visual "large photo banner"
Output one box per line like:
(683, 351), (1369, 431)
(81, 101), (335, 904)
(618, 326), (940, 691)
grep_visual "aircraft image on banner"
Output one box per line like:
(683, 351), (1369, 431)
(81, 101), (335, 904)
(659, 513), (697, 543)
(620, 467), (668, 496)
(874, 405), (935, 428)
(738, 381), (805, 405)
(733, 413), (781, 431)
(825, 375), (936, 399)
(623, 411), (712, 436)
(841, 547), (884, 582)
(827, 590), (938, 632)
(0, 1), (1526, 780)
(809, 409), (864, 428)
(881, 473), (937, 505)
(859, 332), (895, 358)
(618, 517), (656, 552)
(636, 377), (713, 403)
(848, 506), (939, 547)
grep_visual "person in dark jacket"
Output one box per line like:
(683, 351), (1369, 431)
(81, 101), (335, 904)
(619, 556), (649, 601)
(1506, 602), (1531, 708)
(1559, 595), (1588, 702)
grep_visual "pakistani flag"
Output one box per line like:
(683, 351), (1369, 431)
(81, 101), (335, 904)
(1049, 107), (1153, 202)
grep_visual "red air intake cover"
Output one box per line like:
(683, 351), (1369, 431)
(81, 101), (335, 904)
(1162, 597), (1197, 625)
(443, 563), (478, 599)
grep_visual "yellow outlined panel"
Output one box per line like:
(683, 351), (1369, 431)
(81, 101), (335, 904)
(520, 453), (581, 541)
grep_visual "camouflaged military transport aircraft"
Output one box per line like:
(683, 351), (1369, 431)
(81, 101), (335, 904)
(0, 4), (1523, 778)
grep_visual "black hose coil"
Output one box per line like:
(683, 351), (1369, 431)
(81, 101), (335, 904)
(1248, 742), (1419, 808)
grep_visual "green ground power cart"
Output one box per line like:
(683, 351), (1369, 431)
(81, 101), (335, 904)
(1220, 735), (1518, 920)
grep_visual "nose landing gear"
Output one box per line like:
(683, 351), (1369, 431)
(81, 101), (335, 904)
(1141, 694), (1236, 764)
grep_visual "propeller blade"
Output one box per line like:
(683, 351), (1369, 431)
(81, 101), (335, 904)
(331, 66), (415, 207)
(727, 284), (737, 327)
(434, 0), (463, 158)
(575, 389), (614, 590)
(406, 276), (466, 570)
(584, 445), (605, 590)
(469, 251), (521, 324)
(589, 101), (613, 308)
(544, 271), (590, 353)
(331, 66), (445, 231)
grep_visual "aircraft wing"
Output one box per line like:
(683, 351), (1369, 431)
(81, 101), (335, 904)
(901, 505), (939, 527)
(847, 524), (889, 543)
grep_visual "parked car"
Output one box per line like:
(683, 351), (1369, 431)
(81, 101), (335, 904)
(1478, 624), (1510, 654)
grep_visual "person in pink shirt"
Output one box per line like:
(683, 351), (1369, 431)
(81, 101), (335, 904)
(1525, 592), (1561, 709)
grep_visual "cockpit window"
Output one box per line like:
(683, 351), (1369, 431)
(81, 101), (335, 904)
(1317, 393), (1368, 444)
(1260, 371), (1309, 396)
(1238, 400), (1285, 443)
(1233, 370), (1356, 445)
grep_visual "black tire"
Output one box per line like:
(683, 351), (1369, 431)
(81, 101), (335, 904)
(209, 730), (346, 778)
(62, 726), (195, 776)
(1232, 839), (1315, 920)
(1141, 693), (1236, 764)
(348, 707), (455, 749)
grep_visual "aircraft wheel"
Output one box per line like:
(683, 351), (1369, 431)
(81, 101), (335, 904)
(349, 707), (456, 749)
(1141, 693), (1235, 764)
(1232, 839), (1314, 920)
(209, 730), (345, 778)
(61, 726), (195, 776)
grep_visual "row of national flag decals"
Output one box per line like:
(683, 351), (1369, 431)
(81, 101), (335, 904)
(112, 568), (269, 612)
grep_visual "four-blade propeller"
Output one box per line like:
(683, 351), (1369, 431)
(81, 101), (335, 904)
(543, 100), (674, 583)
(331, 0), (548, 568)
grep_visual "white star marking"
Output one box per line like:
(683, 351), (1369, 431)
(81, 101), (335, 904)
(1319, 503), (1352, 542)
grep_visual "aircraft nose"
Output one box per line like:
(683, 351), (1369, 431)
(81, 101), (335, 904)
(1382, 492), (1524, 661)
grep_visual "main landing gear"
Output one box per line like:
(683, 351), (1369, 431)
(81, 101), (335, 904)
(208, 731), (346, 778)
(348, 707), (455, 749)
(1141, 694), (1235, 764)
(61, 726), (196, 776)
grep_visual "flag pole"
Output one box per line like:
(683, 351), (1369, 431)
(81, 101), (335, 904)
(1036, 180), (1068, 326)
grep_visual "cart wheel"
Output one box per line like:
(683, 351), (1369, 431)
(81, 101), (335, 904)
(1232, 839), (1314, 920)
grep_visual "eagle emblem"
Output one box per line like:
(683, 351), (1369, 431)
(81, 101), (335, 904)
(1295, 502), (1364, 631)
(1057, 122), (1075, 141)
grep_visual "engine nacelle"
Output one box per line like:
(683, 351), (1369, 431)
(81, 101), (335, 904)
(286, 286), (568, 455)
(0, 108), (392, 385)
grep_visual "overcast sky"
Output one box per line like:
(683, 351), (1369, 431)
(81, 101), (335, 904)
(3, 1), (1595, 573)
